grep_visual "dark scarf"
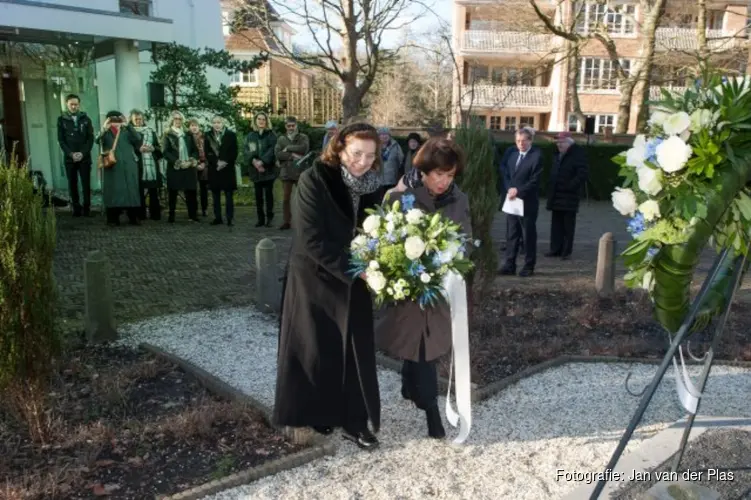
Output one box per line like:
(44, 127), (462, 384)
(404, 168), (456, 208)
(340, 165), (381, 218)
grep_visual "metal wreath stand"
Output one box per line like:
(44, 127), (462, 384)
(589, 243), (750, 499)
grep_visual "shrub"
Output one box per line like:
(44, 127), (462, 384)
(454, 122), (499, 295)
(0, 152), (60, 443)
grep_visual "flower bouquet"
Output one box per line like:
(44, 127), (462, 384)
(611, 75), (751, 334)
(349, 193), (476, 307)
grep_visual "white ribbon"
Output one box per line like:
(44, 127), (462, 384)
(441, 271), (472, 444)
(672, 345), (702, 414)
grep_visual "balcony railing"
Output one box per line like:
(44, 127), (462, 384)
(461, 31), (554, 53)
(461, 85), (552, 109)
(655, 27), (745, 51)
(650, 86), (688, 100)
(119, 0), (152, 16)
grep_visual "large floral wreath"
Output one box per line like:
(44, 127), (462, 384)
(611, 75), (751, 334)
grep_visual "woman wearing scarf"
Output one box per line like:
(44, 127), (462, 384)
(244, 112), (278, 227)
(129, 110), (163, 221)
(188, 118), (209, 217)
(97, 110), (143, 226)
(205, 115), (239, 226)
(162, 111), (199, 223)
(376, 137), (472, 440)
(274, 123), (384, 451)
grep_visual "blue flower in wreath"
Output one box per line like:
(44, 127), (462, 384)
(409, 261), (426, 277)
(402, 194), (415, 211)
(386, 232), (397, 243)
(367, 238), (379, 251)
(645, 138), (663, 163)
(627, 212), (646, 237)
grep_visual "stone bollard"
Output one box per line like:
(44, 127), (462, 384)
(255, 238), (281, 313)
(84, 250), (117, 342)
(595, 232), (616, 297)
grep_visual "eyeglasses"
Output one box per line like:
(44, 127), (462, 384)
(345, 149), (376, 162)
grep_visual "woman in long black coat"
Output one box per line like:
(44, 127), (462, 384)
(376, 138), (472, 439)
(162, 111), (199, 223)
(205, 116), (238, 226)
(274, 122), (384, 451)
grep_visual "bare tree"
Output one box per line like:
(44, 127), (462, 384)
(229, 0), (430, 120)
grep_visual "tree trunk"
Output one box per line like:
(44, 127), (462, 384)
(341, 80), (361, 121)
(615, 77), (636, 134)
(635, 0), (667, 132)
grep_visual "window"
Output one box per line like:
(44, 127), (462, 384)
(230, 69), (259, 86)
(568, 114), (580, 132)
(579, 57), (631, 90)
(469, 65), (489, 84)
(520, 116), (535, 128)
(119, 0), (151, 16)
(489, 116), (502, 130)
(504, 116), (517, 131)
(222, 11), (231, 36)
(575, 2), (636, 35)
(568, 113), (617, 133)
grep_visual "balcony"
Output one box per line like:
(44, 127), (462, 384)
(650, 86), (688, 100)
(461, 30), (554, 54)
(655, 28), (746, 52)
(461, 85), (552, 109)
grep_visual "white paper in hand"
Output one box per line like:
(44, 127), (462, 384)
(502, 196), (524, 216)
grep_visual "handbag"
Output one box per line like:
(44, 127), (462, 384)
(98, 127), (122, 169)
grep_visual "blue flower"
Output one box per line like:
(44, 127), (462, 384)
(627, 212), (646, 237)
(386, 232), (397, 243)
(645, 138), (663, 163)
(402, 194), (415, 211)
(367, 238), (379, 251)
(409, 261), (426, 276)
(647, 247), (659, 259)
(432, 253), (442, 267)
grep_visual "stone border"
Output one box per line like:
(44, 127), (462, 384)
(140, 343), (336, 500)
(376, 352), (751, 403)
(562, 416), (751, 499)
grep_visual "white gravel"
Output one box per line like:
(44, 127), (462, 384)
(120, 307), (751, 500)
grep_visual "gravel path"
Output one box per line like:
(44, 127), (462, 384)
(120, 307), (751, 500)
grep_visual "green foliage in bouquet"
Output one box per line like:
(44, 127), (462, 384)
(611, 74), (751, 334)
(453, 122), (499, 292)
(349, 194), (475, 308)
(0, 153), (60, 443)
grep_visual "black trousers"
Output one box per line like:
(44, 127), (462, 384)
(199, 179), (209, 215)
(401, 340), (438, 410)
(168, 189), (198, 220)
(254, 180), (275, 223)
(212, 189), (235, 222)
(65, 161), (92, 215)
(106, 207), (139, 225)
(550, 210), (577, 257)
(505, 211), (538, 270)
(140, 187), (161, 220)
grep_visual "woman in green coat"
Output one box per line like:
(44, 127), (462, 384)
(97, 110), (143, 226)
(244, 112), (278, 227)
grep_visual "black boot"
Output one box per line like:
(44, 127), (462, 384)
(426, 406), (445, 439)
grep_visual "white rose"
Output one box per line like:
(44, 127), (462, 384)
(404, 236), (427, 260)
(648, 110), (669, 127)
(636, 166), (662, 196)
(385, 220), (395, 233)
(365, 271), (387, 292)
(612, 187), (638, 217)
(362, 214), (381, 236)
(662, 111), (691, 136)
(626, 146), (645, 168)
(639, 199), (661, 222)
(690, 109), (713, 133)
(420, 273), (431, 284)
(350, 234), (367, 249)
(405, 208), (425, 225)
(633, 134), (647, 150)
(656, 135), (693, 173)
(368, 261), (379, 270)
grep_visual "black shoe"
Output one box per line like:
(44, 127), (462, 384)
(519, 268), (534, 277)
(312, 425), (333, 435)
(202, 211), (207, 217)
(544, 252), (561, 258)
(498, 267), (516, 276)
(227, 220), (233, 227)
(426, 406), (446, 439)
(265, 216), (274, 228)
(401, 384), (413, 402)
(211, 219), (223, 225)
(561, 254), (571, 261)
(342, 428), (379, 451)
(255, 221), (265, 227)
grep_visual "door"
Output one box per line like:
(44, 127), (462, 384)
(22, 79), (53, 186)
(1, 71), (27, 163)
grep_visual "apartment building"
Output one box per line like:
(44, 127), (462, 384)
(452, 0), (751, 133)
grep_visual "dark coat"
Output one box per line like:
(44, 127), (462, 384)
(162, 130), (199, 191)
(375, 185), (472, 362)
(205, 129), (239, 192)
(546, 144), (589, 213)
(275, 132), (310, 182)
(57, 112), (95, 164)
(273, 161), (384, 431)
(499, 145), (543, 217)
(244, 129), (278, 183)
(133, 128), (163, 189)
(98, 125), (142, 208)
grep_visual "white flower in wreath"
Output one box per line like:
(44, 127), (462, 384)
(639, 199), (661, 222)
(648, 110), (669, 127)
(636, 166), (663, 196)
(642, 270), (655, 292)
(366, 271), (387, 292)
(368, 260), (380, 270)
(656, 135), (693, 173)
(362, 214), (381, 236)
(351, 234), (367, 250)
(689, 109), (714, 133)
(662, 111), (691, 136)
(420, 273), (431, 284)
(405, 208), (425, 224)
(625, 134), (647, 168)
(404, 236), (427, 260)
(385, 220), (396, 233)
(612, 187), (638, 217)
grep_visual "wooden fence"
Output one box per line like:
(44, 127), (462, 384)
(235, 87), (342, 125)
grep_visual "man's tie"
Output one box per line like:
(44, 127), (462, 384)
(514, 152), (525, 174)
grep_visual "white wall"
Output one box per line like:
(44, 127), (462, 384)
(24, 0), (119, 11)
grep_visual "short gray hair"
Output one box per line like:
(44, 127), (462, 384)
(515, 126), (535, 140)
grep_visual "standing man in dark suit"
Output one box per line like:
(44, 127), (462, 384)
(546, 132), (588, 260)
(57, 94), (95, 217)
(499, 127), (542, 277)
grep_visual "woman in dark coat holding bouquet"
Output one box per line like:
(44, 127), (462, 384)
(274, 122), (384, 450)
(376, 137), (472, 439)
(162, 111), (199, 223)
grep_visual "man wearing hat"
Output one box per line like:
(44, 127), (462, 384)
(322, 120), (338, 149)
(546, 132), (589, 260)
